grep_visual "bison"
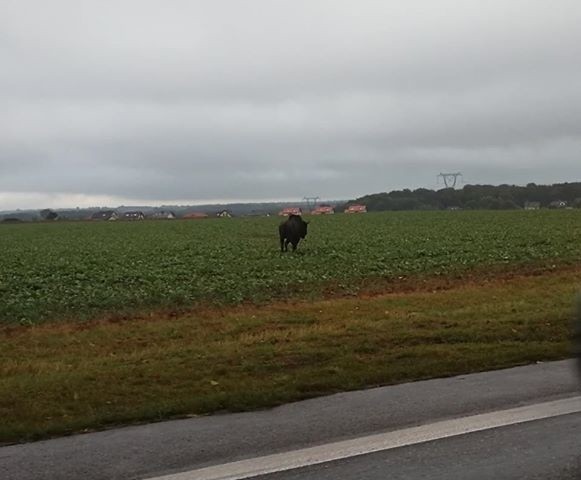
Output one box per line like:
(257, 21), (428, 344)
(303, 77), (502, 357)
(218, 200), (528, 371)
(279, 215), (309, 252)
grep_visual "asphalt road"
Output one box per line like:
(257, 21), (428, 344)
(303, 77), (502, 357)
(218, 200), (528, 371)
(259, 413), (581, 480)
(1, 360), (579, 480)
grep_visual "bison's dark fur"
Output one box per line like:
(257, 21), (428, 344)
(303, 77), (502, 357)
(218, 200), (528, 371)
(279, 215), (308, 252)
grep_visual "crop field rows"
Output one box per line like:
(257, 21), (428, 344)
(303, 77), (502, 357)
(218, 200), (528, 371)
(1, 210), (581, 325)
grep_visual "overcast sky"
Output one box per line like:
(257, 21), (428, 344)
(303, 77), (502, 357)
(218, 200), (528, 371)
(1, 0), (581, 209)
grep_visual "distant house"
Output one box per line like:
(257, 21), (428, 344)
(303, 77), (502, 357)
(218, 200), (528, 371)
(150, 210), (176, 220)
(524, 201), (541, 210)
(311, 205), (335, 215)
(344, 204), (367, 214)
(279, 207), (303, 216)
(548, 200), (567, 209)
(91, 210), (119, 221)
(123, 211), (145, 221)
(183, 212), (209, 219)
(216, 210), (233, 218)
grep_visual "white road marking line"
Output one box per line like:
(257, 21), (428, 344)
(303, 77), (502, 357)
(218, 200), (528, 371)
(148, 395), (581, 480)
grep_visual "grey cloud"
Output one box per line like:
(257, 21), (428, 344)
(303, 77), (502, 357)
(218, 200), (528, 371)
(1, 0), (581, 208)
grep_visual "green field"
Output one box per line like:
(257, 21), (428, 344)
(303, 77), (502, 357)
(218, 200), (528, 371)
(2, 210), (581, 324)
(2, 209), (581, 443)
(2, 267), (579, 443)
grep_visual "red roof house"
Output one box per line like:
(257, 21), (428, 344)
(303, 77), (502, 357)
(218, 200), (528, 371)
(344, 204), (367, 214)
(311, 205), (335, 215)
(279, 207), (303, 216)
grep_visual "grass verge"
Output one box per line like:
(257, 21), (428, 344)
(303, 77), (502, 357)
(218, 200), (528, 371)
(1, 267), (580, 444)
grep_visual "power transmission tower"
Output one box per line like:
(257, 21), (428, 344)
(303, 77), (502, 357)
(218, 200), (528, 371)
(303, 196), (320, 211)
(437, 172), (463, 189)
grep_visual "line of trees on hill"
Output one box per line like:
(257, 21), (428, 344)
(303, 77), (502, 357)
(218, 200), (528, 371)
(346, 182), (581, 211)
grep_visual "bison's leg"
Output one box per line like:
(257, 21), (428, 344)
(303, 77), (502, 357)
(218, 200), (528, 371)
(279, 225), (286, 252)
(291, 240), (299, 252)
(285, 239), (291, 252)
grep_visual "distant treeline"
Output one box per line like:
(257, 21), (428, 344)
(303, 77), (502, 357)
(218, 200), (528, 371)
(345, 182), (581, 211)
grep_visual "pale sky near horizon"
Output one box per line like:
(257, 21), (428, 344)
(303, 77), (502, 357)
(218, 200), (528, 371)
(1, 1), (581, 210)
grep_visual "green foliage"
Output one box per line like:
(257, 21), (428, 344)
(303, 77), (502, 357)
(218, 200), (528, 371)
(355, 182), (581, 211)
(1, 210), (581, 324)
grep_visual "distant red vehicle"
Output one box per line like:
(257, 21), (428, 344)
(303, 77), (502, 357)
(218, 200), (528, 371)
(183, 212), (209, 219)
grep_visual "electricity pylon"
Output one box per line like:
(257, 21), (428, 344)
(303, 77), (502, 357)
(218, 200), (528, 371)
(437, 172), (463, 189)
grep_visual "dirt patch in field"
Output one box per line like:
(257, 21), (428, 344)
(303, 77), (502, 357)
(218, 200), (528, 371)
(344, 262), (581, 299)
